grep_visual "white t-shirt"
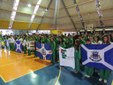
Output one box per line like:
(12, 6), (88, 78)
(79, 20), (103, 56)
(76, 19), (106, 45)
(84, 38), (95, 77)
(8, 37), (15, 43)
(22, 40), (27, 46)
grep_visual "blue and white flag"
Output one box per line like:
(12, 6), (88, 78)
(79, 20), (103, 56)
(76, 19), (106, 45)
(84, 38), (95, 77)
(15, 40), (22, 53)
(81, 44), (113, 70)
(36, 43), (52, 60)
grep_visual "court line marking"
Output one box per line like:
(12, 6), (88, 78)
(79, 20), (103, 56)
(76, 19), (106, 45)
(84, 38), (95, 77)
(7, 62), (51, 83)
(0, 75), (7, 83)
(55, 66), (61, 85)
(1, 64), (51, 83)
(0, 56), (51, 83)
(0, 50), (50, 83)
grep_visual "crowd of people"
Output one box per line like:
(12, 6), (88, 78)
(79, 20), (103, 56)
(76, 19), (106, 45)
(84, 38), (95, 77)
(0, 31), (113, 83)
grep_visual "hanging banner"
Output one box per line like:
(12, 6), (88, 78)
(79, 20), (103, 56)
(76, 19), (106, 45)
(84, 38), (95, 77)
(51, 30), (63, 35)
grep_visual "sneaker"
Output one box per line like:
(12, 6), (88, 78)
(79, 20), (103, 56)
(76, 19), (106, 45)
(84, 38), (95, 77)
(104, 80), (107, 83)
(87, 75), (90, 78)
(74, 71), (78, 73)
(99, 78), (102, 81)
(85, 74), (90, 78)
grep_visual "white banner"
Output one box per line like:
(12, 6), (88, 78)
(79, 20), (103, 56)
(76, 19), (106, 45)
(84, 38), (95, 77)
(59, 46), (75, 69)
(27, 41), (35, 50)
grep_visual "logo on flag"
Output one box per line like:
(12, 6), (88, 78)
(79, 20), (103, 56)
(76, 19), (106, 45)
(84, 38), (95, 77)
(15, 40), (22, 53)
(61, 49), (66, 59)
(81, 44), (113, 70)
(36, 43), (52, 60)
(59, 47), (75, 69)
(90, 51), (102, 62)
(41, 48), (46, 56)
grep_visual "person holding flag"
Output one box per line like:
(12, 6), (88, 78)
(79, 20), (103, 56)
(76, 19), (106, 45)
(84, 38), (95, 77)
(34, 35), (38, 57)
(74, 39), (82, 73)
(41, 35), (47, 44)
(26, 36), (31, 56)
(93, 36), (102, 44)
(5, 36), (10, 50)
(84, 39), (95, 78)
(78, 35), (86, 44)
(0, 36), (3, 50)
(22, 37), (27, 54)
(99, 35), (111, 83)
(27, 36), (32, 56)
(50, 37), (57, 64)
(8, 36), (15, 51)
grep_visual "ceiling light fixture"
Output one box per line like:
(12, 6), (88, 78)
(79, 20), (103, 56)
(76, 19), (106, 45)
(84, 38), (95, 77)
(8, 0), (20, 29)
(37, 0), (42, 5)
(28, 4), (31, 8)
(33, 5), (40, 15)
(45, 8), (48, 12)
(29, 0), (42, 24)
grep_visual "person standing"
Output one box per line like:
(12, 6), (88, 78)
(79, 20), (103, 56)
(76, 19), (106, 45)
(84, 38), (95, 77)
(22, 37), (27, 54)
(8, 36), (15, 51)
(50, 37), (57, 64)
(74, 39), (81, 73)
(84, 39), (95, 78)
(27, 36), (31, 56)
(99, 35), (111, 83)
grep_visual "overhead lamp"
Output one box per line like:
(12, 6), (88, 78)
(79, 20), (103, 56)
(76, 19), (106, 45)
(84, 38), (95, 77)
(29, 0), (42, 23)
(13, 0), (20, 10)
(45, 8), (48, 12)
(33, 5), (39, 15)
(30, 14), (35, 22)
(37, 0), (42, 5)
(28, 4), (31, 8)
(8, 0), (20, 29)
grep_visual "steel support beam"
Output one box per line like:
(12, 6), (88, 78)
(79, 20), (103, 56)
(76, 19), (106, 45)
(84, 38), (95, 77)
(36, 0), (53, 30)
(61, 0), (77, 31)
(53, 0), (60, 30)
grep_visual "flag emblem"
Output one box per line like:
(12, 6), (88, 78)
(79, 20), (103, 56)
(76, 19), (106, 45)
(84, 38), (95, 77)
(61, 49), (66, 59)
(41, 48), (46, 56)
(90, 51), (102, 62)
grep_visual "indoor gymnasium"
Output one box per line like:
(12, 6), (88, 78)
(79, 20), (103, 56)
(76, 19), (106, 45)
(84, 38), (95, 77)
(0, 0), (113, 85)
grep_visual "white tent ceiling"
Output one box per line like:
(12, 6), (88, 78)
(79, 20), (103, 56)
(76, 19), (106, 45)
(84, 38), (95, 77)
(0, 0), (113, 31)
